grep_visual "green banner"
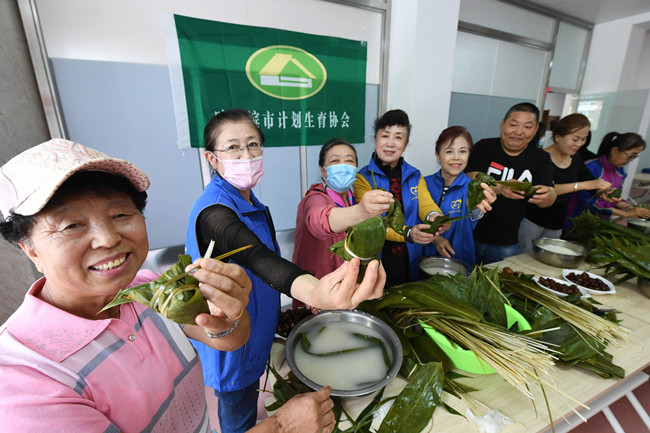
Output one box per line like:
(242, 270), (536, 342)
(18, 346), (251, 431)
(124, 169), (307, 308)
(174, 15), (367, 148)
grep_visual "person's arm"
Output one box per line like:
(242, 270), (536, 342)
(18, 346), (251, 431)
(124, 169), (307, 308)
(555, 178), (611, 196)
(354, 172), (405, 242)
(182, 257), (252, 351)
(197, 205), (306, 297)
(248, 386), (335, 433)
(326, 190), (393, 234)
(290, 258), (385, 310)
(612, 203), (650, 219)
(556, 160), (611, 196)
(528, 152), (558, 208)
(416, 176), (442, 221)
(407, 176), (444, 245)
(198, 205), (385, 310)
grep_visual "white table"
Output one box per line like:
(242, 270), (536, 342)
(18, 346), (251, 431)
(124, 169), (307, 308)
(266, 253), (650, 432)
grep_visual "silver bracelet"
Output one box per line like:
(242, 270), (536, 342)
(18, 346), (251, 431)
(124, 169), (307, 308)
(204, 318), (240, 339)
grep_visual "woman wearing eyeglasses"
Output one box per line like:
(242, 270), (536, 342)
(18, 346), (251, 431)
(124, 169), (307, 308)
(185, 109), (385, 433)
(572, 131), (650, 221)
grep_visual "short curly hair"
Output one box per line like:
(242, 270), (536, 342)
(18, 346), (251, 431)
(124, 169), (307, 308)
(0, 171), (147, 245)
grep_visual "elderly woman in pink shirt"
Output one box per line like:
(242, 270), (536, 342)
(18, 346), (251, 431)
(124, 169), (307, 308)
(293, 138), (393, 287)
(0, 139), (344, 433)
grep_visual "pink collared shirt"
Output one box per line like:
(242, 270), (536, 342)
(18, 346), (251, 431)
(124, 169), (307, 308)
(0, 273), (209, 433)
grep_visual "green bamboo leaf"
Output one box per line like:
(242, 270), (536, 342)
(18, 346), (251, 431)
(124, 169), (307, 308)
(408, 335), (453, 372)
(328, 216), (386, 283)
(468, 172), (497, 210)
(420, 213), (471, 235)
(496, 179), (539, 198)
(377, 362), (444, 433)
(100, 246), (251, 325)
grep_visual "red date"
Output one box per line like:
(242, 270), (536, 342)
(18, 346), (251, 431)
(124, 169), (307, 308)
(538, 277), (581, 295)
(566, 272), (610, 291)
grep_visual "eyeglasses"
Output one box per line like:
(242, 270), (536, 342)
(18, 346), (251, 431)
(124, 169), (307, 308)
(622, 150), (640, 160)
(213, 143), (264, 155)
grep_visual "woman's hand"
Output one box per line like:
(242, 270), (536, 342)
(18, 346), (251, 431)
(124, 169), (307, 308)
(292, 259), (385, 310)
(498, 182), (525, 200)
(182, 258), (252, 349)
(527, 185), (556, 207)
(590, 179), (612, 192)
(254, 386), (335, 433)
(358, 189), (393, 220)
(622, 206), (650, 219)
(475, 182), (496, 213)
(410, 223), (438, 244)
(433, 237), (454, 258)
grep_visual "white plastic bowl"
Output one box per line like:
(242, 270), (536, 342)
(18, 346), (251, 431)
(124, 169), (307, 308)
(562, 269), (616, 295)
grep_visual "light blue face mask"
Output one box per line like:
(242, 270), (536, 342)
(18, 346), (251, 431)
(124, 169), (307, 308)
(325, 163), (357, 193)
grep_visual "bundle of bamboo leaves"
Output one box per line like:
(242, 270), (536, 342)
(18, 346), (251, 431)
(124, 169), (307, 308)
(563, 212), (650, 283)
(499, 268), (627, 379)
(359, 269), (561, 402)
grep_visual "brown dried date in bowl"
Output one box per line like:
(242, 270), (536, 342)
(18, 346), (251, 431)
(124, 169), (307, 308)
(275, 308), (313, 338)
(538, 276), (581, 295)
(566, 272), (609, 291)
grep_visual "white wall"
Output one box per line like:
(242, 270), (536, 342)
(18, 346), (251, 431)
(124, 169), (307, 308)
(387, 0), (461, 176)
(36, 0), (383, 83)
(581, 11), (650, 196)
(582, 11), (650, 94)
(635, 30), (650, 89)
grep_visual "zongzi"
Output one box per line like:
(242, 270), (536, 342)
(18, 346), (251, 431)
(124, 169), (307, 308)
(101, 245), (251, 325)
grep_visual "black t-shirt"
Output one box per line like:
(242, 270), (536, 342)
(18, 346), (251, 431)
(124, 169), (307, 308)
(525, 154), (595, 230)
(465, 138), (554, 245)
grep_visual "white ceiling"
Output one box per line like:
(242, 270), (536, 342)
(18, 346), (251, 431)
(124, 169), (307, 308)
(519, 0), (650, 25)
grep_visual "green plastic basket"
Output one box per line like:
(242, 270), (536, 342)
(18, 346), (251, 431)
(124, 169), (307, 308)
(421, 304), (531, 375)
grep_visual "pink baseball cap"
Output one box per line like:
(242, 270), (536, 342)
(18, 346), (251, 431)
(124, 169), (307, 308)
(0, 138), (150, 218)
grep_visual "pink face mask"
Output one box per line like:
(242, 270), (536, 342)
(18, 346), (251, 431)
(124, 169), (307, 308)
(214, 155), (264, 190)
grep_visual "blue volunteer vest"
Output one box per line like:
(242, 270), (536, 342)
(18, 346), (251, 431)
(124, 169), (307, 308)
(357, 158), (425, 281)
(185, 176), (280, 392)
(424, 171), (478, 265)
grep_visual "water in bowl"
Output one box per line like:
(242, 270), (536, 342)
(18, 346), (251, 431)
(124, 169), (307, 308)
(541, 244), (581, 256)
(293, 321), (391, 391)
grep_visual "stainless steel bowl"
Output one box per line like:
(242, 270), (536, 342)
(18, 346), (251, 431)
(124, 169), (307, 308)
(628, 218), (650, 235)
(532, 238), (588, 268)
(285, 310), (402, 397)
(418, 256), (471, 278)
(638, 277), (650, 298)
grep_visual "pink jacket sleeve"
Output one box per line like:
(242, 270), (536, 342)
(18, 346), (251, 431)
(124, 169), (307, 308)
(302, 191), (338, 241)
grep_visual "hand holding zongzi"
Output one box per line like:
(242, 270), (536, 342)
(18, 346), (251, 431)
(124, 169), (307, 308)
(291, 258), (386, 310)
(410, 222), (442, 244)
(358, 189), (394, 220)
(474, 181), (497, 213)
(526, 184), (556, 206)
(184, 257), (252, 335)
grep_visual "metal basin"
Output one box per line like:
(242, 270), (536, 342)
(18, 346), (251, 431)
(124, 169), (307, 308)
(532, 238), (587, 268)
(418, 256), (471, 278)
(628, 218), (650, 235)
(285, 310), (402, 397)
(638, 277), (650, 298)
